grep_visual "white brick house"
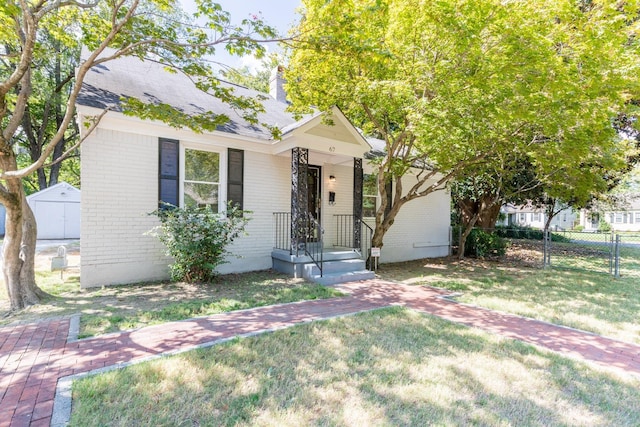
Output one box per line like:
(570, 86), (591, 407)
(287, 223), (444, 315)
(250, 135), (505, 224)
(76, 55), (450, 288)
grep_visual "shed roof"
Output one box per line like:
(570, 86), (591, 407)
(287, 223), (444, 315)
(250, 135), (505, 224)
(26, 182), (80, 203)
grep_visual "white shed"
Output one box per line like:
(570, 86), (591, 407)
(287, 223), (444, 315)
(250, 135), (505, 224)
(27, 182), (80, 239)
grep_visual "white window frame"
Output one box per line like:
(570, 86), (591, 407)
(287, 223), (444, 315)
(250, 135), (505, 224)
(615, 213), (623, 224)
(635, 212), (640, 223)
(180, 143), (227, 212)
(532, 213), (541, 222)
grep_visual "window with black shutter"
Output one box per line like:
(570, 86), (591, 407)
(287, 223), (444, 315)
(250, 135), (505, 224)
(227, 148), (244, 211)
(158, 138), (179, 209)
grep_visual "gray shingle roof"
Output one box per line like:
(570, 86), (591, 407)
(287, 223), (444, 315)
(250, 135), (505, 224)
(77, 54), (299, 140)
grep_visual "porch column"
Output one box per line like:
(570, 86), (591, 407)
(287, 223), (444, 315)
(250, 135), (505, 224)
(291, 147), (309, 255)
(353, 158), (363, 248)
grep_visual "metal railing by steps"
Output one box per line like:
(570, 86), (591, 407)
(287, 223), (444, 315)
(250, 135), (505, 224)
(273, 212), (324, 277)
(334, 214), (374, 270)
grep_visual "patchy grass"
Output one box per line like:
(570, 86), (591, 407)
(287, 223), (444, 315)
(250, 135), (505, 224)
(70, 308), (640, 427)
(78, 276), (341, 338)
(378, 252), (640, 344)
(1, 268), (342, 338)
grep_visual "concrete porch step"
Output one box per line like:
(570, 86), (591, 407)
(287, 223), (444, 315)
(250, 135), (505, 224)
(303, 258), (367, 277)
(308, 269), (376, 286)
(272, 248), (373, 285)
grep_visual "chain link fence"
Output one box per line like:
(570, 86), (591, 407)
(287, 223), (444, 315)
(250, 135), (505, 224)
(610, 233), (640, 278)
(452, 227), (640, 278)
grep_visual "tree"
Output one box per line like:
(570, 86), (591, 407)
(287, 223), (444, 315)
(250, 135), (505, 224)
(10, 29), (81, 192)
(285, 0), (639, 251)
(219, 54), (280, 93)
(0, 0), (280, 311)
(452, 127), (631, 258)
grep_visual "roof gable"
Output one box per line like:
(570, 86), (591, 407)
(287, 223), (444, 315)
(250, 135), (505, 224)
(26, 182), (80, 203)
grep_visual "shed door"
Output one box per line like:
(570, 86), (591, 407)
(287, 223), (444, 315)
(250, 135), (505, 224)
(64, 202), (80, 238)
(33, 201), (80, 239)
(34, 201), (64, 239)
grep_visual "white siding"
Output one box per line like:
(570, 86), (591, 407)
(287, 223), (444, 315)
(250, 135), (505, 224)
(363, 168), (450, 263)
(81, 128), (168, 288)
(217, 152), (290, 274)
(81, 126), (451, 287)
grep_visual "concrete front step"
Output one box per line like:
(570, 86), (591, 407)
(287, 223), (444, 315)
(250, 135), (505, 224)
(309, 269), (376, 286)
(303, 258), (367, 277)
(272, 248), (365, 279)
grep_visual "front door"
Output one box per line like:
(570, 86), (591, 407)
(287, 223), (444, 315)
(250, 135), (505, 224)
(307, 165), (321, 241)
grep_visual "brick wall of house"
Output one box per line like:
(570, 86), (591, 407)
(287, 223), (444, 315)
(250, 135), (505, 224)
(81, 128), (168, 288)
(81, 124), (450, 288)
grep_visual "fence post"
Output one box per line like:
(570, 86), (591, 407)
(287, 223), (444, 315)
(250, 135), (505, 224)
(614, 234), (621, 279)
(609, 232), (614, 274)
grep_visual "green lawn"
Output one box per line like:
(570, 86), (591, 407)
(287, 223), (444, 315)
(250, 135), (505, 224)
(0, 269), (342, 337)
(378, 255), (640, 344)
(70, 308), (640, 427)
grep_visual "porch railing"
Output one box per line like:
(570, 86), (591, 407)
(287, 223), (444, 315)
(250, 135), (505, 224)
(361, 220), (374, 270)
(272, 212), (325, 277)
(334, 214), (374, 269)
(306, 215), (324, 277)
(273, 212), (291, 251)
(334, 214), (355, 248)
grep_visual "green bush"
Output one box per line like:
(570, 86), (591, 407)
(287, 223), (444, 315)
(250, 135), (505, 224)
(150, 203), (250, 282)
(494, 225), (571, 242)
(598, 218), (612, 232)
(573, 225), (584, 231)
(464, 229), (507, 258)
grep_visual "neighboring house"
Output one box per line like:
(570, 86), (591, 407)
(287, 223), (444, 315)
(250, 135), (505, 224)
(75, 55), (450, 288)
(26, 182), (81, 239)
(579, 198), (640, 232)
(498, 203), (577, 230)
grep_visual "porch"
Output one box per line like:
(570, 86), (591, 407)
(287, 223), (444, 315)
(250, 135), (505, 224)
(268, 108), (377, 284)
(271, 212), (375, 285)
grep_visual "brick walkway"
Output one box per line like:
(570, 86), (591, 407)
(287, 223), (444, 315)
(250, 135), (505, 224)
(1, 279), (640, 426)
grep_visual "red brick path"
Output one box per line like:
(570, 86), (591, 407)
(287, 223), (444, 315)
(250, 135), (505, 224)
(1, 280), (639, 426)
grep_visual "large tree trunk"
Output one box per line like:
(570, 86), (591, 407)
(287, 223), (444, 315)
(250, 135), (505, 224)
(1, 153), (48, 311)
(458, 194), (501, 231)
(458, 212), (481, 260)
(456, 192), (502, 260)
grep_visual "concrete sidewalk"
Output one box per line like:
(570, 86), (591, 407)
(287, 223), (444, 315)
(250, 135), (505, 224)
(1, 279), (639, 426)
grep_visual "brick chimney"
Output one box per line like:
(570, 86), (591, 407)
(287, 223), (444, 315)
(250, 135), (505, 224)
(269, 65), (287, 103)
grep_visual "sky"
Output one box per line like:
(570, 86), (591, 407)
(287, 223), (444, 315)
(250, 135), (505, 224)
(180, 0), (302, 71)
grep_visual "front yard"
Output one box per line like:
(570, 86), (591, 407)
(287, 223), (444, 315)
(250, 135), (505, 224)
(71, 308), (640, 426)
(377, 247), (640, 344)
(2, 245), (640, 425)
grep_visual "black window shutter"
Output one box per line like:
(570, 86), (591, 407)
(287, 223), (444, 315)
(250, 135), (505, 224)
(385, 179), (393, 218)
(227, 148), (244, 210)
(158, 138), (179, 209)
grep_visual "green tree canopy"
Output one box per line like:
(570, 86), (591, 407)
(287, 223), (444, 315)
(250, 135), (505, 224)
(0, 0), (279, 310)
(286, 0), (639, 249)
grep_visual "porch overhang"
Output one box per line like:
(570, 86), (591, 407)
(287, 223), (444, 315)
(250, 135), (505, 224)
(270, 106), (371, 163)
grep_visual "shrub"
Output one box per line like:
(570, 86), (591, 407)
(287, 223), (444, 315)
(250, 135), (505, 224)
(149, 203), (250, 282)
(495, 225), (543, 240)
(598, 218), (612, 232)
(573, 225), (584, 231)
(464, 229), (507, 258)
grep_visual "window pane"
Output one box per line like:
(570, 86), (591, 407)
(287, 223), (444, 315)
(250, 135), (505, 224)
(363, 195), (376, 218)
(184, 182), (219, 211)
(363, 174), (377, 196)
(185, 149), (219, 182)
